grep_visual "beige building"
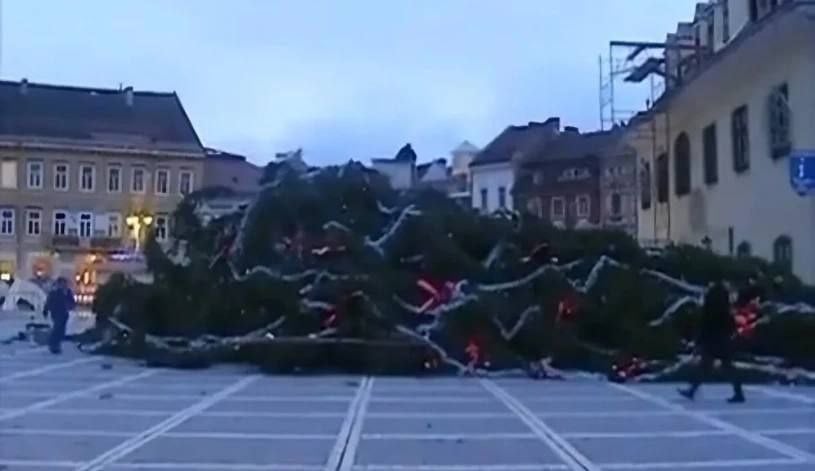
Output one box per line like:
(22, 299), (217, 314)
(0, 79), (205, 297)
(202, 147), (263, 194)
(625, 0), (815, 282)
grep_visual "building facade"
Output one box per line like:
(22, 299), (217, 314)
(470, 118), (561, 213)
(515, 127), (637, 234)
(202, 148), (262, 194)
(625, 0), (815, 282)
(0, 80), (205, 295)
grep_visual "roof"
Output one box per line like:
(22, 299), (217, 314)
(522, 129), (626, 164)
(205, 147), (248, 162)
(0, 80), (203, 154)
(416, 158), (449, 181)
(470, 118), (560, 167)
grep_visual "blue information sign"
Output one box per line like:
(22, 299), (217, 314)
(789, 150), (815, 196)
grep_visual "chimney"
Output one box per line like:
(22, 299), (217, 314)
(123, 86), (134, 107)
(20, 78), (28, 96)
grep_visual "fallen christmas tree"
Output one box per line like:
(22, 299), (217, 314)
(87, 160), (815, 381)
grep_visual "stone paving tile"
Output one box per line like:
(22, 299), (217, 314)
(0, 431), (125, 461)
(46, 396), (199, 412)
(173, 414), (345, 434)
(363, 416), (532, 434)
(207, 398), (352, 413)
(1, 411), (171, 432)
(354, 437), (563, 466)
(367, 398), (505, 413)
(712, 410), (815, 430)
(765, 432), (815, 454)
(569, 434), (787, 463)
(119, 436), (335, 465)
(541, 412), (719, 434)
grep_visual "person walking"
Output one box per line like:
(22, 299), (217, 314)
(43, 277), (76, 354)
(679, 280), (745, 403)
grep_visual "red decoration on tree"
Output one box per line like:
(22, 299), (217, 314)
(465, 338), (481, 365)
(556, 294), (579, 323)
(734, 299), (760, 338)
(416, 278), (456, 314)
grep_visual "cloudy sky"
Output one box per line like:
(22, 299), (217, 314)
(2, 0), (697, 166)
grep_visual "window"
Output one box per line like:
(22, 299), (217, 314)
(78, 212), (93, 238)
(53, 211), (68, 236)
(722, 0), (730, 42)
(703, 123), (718, 185)
(768, 83), (791, 159)
(773, 235), (793, 271)
(640, 160), (652, 210)
(54, 163), (69, 191)
(479, 188), (488, 211)
(551, 197), (565, 219)
(25, 209), (41, 236)
(577, 195), (590, 218)
(656, 153), (669, 203)
(108, 213), (122, 238)
(610, 193), (622, 216)
(107, 166), (122, 193)
(155, 169), (170, 195)
(674, 133), (691, 196)
(27, 161), (43, 189)
(155, 215), (169, 242)
(79, 164), (95, 192)
(498, 186), (506, 209)
(736, 241), (752, 258)
(179, 170), (194, 195)
(731, 105), (750, 173)
(132, 167), (146, 193)
(1, 160), (17, 189)
(0, 209), (14, 235)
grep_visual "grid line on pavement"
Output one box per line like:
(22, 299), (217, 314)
(337, 377), (375, 471)
(0, 356), (98, 382)
(608, 382), (815, 463)
(326, 377), (370, 470)
(0, 369), (158, 421)
(480, 379), (600, 471)
(748, 386), (815, 404)
(77, 374), (261, 471)
(598, 457), (806, 469)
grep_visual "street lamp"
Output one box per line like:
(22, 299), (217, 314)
(126, 213), (153, 251)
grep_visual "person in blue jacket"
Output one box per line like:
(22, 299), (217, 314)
(43, 277), (76, 354)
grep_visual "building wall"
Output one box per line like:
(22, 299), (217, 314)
(470, 163), (514, 213)
(518, 156), (602, 228)
(636, 11), (815, 282)
(0, 147), (203, 280)
(599, 151), (638, 236)
(202, 157), (262, 193)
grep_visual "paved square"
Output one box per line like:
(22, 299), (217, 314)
(1, 343), (814, 471)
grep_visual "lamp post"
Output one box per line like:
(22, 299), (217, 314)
(126, 214), (153, 252)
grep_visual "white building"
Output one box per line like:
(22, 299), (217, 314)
(626, 0), (815, 282)
(470, 118), (560, 213)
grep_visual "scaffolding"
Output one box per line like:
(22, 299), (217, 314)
(598, 39), (698, 242)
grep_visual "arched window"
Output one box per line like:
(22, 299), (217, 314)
(773, 235), (793, 271)
(736, 241), (752, 258)
(674, 132), (691, 196)
(656, 154), (669, 203)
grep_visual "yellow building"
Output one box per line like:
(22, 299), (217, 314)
(624, 0), (815, 283)
(0, 80), (205, 297)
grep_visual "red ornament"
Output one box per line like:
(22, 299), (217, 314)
(465, 339), (481, 364)
(556, 295), (579, 322)
(733, 300), (760, 338)
(416, 278), (455, 314)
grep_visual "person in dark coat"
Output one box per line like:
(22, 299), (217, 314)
(43, 277), (76, 354)
(679, 280), (745, 403)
